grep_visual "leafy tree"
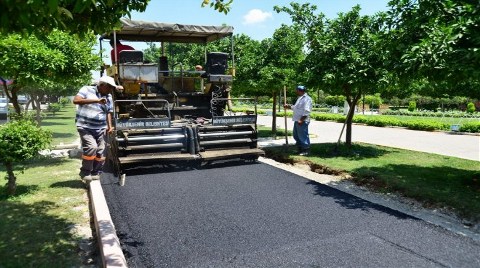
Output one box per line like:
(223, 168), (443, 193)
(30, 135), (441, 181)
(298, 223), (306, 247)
(386, 0), (480, 98)
(0, 30), (100, 121)
(0, 0), (149, 34)
(276, 3), (389, 145)
(325, 95), (346, 107)
(231, 34), (264, 96)
(0, 0), (233, 34)
(47, 103), (62, 116)
(362, 93), (383, 109)
(0, 118), (52, 195)
(254, 25), (305, 136)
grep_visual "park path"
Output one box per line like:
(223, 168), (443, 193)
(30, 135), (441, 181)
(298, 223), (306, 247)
(257, 115), (480, 161)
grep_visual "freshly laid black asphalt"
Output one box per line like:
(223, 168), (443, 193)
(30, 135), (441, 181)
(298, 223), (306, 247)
(102, 161), (480, 267)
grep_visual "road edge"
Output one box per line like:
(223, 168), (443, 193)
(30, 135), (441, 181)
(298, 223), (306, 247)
(89, 180), (127, 268)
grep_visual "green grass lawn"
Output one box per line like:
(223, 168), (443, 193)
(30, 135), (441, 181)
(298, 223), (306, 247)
(264, 142), (480, 222)
(0, 104), (87, 267)
(41, 104), (79, 146)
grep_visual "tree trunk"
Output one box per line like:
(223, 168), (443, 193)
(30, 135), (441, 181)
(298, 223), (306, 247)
(343, 84), (362, 146)
(345, 103), (355, 146)
(9, 86), (22, 115)
(32, 95), (43, 124)
(272, 91), (277, 139)
(6, 162), (17, 196)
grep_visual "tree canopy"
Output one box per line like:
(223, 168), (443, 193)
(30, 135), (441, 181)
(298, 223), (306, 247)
(0, 30), (100, 114)
(0, 0), (149, 34)
(386, 0), (480, 98)
(275, 3), (389, 145)
(0, 0), (234, 34)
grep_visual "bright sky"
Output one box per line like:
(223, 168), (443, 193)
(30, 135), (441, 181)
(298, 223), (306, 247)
(130, 0), (391, 41)
(94, 0), (390, 79)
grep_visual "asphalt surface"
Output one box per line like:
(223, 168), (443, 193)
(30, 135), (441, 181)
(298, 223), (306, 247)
(102, 161), (480, 267)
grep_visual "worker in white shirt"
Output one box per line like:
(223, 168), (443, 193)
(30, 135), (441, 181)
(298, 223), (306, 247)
(284, 85), (313, 156)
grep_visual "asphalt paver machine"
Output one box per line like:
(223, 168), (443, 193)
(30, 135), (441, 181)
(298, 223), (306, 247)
(100, 19), (264, 182)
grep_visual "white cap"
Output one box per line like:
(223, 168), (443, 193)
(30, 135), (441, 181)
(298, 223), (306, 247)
(98, 76), (117, 87)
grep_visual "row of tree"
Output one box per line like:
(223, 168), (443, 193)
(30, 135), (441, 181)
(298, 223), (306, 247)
(1, 0), (478, 142)
(143, 1), (479, 144)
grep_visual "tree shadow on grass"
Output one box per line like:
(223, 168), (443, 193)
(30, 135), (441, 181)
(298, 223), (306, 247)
(40, 121), (69, 127)
(0, 185), (40, 201)
(52, 132), (77, 141)
(0, 200), (83, 266)
(351, 164), (480, 222)
(50, 179), (85, 189)
(22, 155), (74, 169)
(264, 142), (392, 161)
(42, 116), (73, 121)
(310, 142), (392, 160)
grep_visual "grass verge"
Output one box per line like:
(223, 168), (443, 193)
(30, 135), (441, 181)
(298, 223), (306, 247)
(258, 126), (293, 138)
(0, 105), (89, 267)
(41, 104), (78, 146)
(263, 142), (480, 222)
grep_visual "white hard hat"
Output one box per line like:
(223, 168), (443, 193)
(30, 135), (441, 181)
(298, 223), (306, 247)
(98, 76), (117, 87)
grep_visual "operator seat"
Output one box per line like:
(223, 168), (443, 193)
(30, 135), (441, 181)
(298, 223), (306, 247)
(119, 50), (144, 63)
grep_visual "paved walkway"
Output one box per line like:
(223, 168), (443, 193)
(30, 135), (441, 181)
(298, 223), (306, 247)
(257, 115), (480, 161)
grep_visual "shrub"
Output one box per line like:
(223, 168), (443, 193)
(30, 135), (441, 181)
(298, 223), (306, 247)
(59, 97), (70, 107)
(408, 101), (417, 112)
(0, 118), (52, 195)
(466, 102), (476, 113)
(325, 95), (346, 107)
(459, 122), (480, 133)
(47, 103), (61, 115)
(402, 120), (450, 131)
(362, 93), (383, 109)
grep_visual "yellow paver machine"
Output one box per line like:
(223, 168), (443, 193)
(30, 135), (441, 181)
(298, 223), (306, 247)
(99, 19), (264, 181)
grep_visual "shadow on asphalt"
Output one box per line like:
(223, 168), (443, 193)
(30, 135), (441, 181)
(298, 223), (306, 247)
(103, 158), (261, 177)
(306, 180), (417, 221)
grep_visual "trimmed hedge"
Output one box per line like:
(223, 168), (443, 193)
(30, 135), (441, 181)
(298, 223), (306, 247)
(459, 122), (480, 133)
(232, 108), (479, 133)
(382, 109), (480, 118)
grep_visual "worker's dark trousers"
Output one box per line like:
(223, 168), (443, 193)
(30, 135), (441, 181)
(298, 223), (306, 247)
(77, 127), (106, 177)
(293, 121), (310, 152)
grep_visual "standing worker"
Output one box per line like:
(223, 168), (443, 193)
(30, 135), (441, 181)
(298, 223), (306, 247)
(73, 76), (119, 181)
(284, 85), (313, 156)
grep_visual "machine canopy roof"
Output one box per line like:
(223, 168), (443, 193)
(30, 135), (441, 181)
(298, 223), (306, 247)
(101, 18), (234, 44)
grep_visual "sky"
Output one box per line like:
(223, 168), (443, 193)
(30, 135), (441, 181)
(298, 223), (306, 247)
(94, 0), (391, 79)
(129, 0), (391, 41)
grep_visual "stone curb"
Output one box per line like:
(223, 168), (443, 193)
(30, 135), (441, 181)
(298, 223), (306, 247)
(89, 180), (127, 268)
